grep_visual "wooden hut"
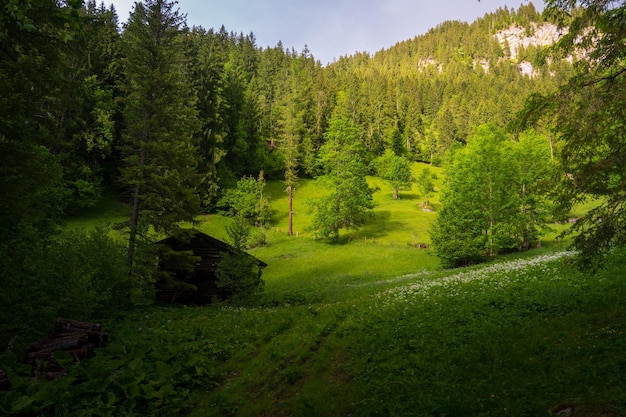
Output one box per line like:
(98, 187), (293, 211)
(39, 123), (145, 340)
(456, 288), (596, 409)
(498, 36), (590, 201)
(156, 231), (267, 304)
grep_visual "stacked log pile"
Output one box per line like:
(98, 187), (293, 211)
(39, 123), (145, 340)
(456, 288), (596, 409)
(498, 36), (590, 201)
(24, 318), (108, 380)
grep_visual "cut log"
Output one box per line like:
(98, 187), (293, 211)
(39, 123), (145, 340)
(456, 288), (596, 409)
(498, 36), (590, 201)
(45, 371), (68, 380)
(24, 318), (107, 380)
(28, 333), (88, 355)
(54, 318), (102, 334)
(54, 318), (108, 347)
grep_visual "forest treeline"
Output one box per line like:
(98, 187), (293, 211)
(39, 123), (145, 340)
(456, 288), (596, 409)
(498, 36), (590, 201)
(0, 0), (571, 343)
(1, 0), (563, 216)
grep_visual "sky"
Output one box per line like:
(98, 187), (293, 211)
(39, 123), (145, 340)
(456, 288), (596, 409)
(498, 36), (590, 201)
(108, 0), (545, 66)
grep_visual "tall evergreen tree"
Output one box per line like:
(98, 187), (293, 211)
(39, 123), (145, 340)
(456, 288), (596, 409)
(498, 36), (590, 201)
(120, 0), (201, 273)
(184, 27), (230, 210)
(276, 50), (314, 236)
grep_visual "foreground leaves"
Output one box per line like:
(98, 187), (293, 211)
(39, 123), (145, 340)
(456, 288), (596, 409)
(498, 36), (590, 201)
(2, 249), (625, 416)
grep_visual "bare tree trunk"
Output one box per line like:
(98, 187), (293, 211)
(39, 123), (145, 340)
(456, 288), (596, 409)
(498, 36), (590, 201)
(127, 183), (141, 271)
(287, 185), (293, 236)
(127, 144), (146, 277)
(489, 180), (494, 257)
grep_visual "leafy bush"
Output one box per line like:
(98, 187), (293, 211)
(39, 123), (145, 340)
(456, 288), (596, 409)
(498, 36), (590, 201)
(0, 225), (129, 351)
(45, 225), (130, 316)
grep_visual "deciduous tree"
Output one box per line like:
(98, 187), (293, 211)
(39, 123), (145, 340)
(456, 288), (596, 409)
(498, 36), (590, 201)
(518, 0), (626, 267)
(308, 106), (375, 241)
(416, 166), (437, 207)
(375, 149), (413, 200)
(431, 125), (543, 267)
(219, 173), (271, 245)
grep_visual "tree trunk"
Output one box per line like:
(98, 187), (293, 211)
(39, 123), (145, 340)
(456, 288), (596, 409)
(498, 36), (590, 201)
(127, 142), (146, 276)
(489, 180), (494, 257)
(127, 182), (141, 270)
(287, 185), (293, 236)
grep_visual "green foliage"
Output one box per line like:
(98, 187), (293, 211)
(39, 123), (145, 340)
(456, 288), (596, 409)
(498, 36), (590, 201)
(432, 125), (552, 267)
(225, 214), (252, 250)
(155, 230), (201, 297)
(0, 308), (226, 416)
(0, 226), (129, 349)
(308, 113), (375, 241)
(374, 149), (414, 200)
(510, 129), (555, 245)
(120, 0), (202, 276)
(215, 212), (266, 301)
(4, 4), (613, 414)
(219, 173), (271, 246)
(5, 249), (626, 416)
(416, 166), (437, 206)
(519, 0), (626, 268)
(219, 174), (271, 228)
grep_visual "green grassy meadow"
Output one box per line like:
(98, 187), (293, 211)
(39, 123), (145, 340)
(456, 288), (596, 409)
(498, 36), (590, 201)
(3, 163), (625, 416)
(196, 164), (445, 302)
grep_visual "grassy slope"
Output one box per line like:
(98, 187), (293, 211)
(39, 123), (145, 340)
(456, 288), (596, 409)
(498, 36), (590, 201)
(40, 163), (626, 416)
(194, 163), (444, 300)
(95, 249), (626, 417)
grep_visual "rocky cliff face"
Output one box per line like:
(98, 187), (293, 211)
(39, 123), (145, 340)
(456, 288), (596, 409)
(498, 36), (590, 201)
(496, 23), (565, 60)
(495, 23), (566, 76)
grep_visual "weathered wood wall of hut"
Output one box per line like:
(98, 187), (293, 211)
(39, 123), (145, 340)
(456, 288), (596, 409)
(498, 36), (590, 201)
(156, 235), (227, 304)
(156, 232), (266, 304)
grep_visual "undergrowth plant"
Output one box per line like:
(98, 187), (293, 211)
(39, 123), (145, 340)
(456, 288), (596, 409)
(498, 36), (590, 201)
(2, 249), (625, 416)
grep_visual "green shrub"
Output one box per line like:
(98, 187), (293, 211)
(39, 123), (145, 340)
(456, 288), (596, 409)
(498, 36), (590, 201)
(0, 225), (129, 350)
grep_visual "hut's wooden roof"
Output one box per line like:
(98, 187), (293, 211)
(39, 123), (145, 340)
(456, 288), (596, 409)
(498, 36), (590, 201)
(158, 231), (267, 268)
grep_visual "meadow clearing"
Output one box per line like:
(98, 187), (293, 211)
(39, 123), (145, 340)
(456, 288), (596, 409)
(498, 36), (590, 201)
(3, 164), (625, 416)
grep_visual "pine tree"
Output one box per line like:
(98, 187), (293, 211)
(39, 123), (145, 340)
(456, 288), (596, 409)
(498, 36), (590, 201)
(120, 0), (201, 274)
(184, 27), (229, 210)
(276, 50), (313, 236)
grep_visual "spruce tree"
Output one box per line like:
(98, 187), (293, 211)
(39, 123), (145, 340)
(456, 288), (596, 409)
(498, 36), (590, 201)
(120, 0), (201, 274)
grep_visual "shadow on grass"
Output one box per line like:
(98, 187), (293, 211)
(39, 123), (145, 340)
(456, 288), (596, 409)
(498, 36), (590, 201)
(350, 210), (407, 241)
(392, 193), (422, 201)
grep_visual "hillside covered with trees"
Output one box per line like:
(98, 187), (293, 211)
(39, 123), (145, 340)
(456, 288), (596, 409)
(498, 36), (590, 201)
(3, 0), (626, 414)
